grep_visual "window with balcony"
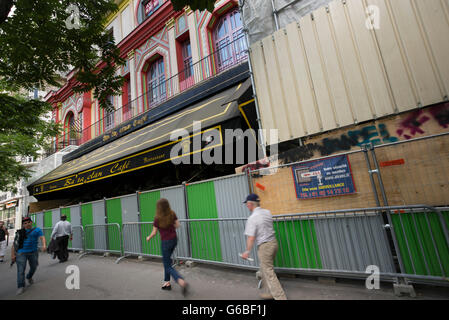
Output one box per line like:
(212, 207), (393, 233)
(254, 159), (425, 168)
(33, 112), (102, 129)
(213, 9), (247, 73)
(104, 96), (115, 132)
(122, 78), (133, 121)
(146, 57), (166, 108)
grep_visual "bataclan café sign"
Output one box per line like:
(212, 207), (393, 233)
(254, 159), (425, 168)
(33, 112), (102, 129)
(32, 126), (223, 196)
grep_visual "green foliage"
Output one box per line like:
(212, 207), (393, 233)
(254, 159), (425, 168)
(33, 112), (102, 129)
(0, 0), (127, 191)
(0, 93), (61, 192)
(0, 0), (125, 111)
(171, 0), (216, 12)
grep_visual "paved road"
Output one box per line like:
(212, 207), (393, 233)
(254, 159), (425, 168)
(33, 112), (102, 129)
(0, 242), (448, 300)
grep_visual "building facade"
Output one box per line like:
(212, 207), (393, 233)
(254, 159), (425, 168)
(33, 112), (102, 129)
(29, 0), (259, 205)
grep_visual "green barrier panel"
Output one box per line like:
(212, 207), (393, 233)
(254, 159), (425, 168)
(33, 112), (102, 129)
(81, 204), (94, 250)
(30, 214), (36, 228)
(273, 219), (322, 269)
(61, 208), (72, 248)
(139, 191), (161, 256)
(43, 211), (53, 245)
(106, 198), (122, 252)
(187, 182), (222, 262)
(391, 212), (449, 277)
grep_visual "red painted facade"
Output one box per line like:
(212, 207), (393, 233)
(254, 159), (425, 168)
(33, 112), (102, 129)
(46, 0), (245, 153)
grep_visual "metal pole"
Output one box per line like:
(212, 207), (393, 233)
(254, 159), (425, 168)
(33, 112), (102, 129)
(238, 0), (267, 158)
(369, 144), (389, 206)
(182, 181), (192, 258)
(362, 145), (381, 207)
(136, 191), (143, 256)
(271, 0), (280, 31)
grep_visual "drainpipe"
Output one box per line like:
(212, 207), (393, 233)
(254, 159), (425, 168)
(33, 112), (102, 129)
(271, 0), (280, 31)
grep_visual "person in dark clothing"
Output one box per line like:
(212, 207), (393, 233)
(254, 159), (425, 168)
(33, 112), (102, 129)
(0, 221), (9, 262)
(51, 215), (72, 262)
(146, 198), (189, 296)
(11, 217), (47, 295)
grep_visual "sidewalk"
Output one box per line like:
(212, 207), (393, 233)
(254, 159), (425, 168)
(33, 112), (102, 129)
(0, 242), (448, 300)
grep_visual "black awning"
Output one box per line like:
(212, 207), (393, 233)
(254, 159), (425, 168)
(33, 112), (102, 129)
(28, 81), (252, 196)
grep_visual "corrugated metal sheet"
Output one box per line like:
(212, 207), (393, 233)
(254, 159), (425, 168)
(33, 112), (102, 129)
(120, 194), (141, 254)
(62, 205), (82, 250)
(51, 208), (60, 227)
(314, 214), (396, 273)
(186, 181), (222, 262)
(67, 205), (81, 226)
(160, 186), (190, 259)
(250, 0), (449, 143)
(214, 174), (251, 219)
(160, 186), (187, 219)
(120, 194), (139, 223)
(92, 200), (107, 250)
(273, 218), (322, 269)
(391, 211), (449, 277)
(213, 174), (255, 266)
(138, 190), (160, 222)
(35, 212), (44, 230)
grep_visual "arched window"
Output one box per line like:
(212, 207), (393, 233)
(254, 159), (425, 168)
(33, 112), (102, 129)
(146, 57), (166, 108)
(64, 111), (76, 146)
(213, 8), (246, 72)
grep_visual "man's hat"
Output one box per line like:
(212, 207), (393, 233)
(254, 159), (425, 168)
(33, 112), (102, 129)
(243, 193), (260, 203)
(22, 217), (32, 222)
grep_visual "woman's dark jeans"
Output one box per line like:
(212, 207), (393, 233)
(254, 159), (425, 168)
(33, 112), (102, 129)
(161, 238), (182, 282)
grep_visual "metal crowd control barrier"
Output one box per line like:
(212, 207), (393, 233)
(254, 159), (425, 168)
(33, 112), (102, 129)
(118, 222), (162, 263)
(39, 227), (53, 249)
(67, 205), (448, 288)
(68, 226), (84, 252)
(268, 205), (449, 286)
(79, 223), (123, 262)
(383, 205), (449, 284)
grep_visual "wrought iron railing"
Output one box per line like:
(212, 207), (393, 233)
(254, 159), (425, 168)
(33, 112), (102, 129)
(48, 35), (248, 155)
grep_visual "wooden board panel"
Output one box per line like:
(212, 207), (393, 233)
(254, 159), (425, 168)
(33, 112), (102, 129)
(374, 135), (449, 206)
(251, 152), (378, 214)
(251, 133), (449, 213)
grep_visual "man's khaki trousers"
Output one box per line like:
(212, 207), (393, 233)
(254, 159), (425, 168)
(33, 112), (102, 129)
(257, 239), (287, 300)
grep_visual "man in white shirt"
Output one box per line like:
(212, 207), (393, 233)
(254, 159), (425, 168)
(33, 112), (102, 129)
(51, 215), (72, 263)
(241, 194), (287, 300)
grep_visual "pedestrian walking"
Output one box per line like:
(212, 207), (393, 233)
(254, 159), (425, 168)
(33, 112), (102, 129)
(0, 221), (9, 262)
(11, 216), (47, 295)
(146, 198), (189, 296)
(240, 193), (287, 300)
(51, 215), (72, 263)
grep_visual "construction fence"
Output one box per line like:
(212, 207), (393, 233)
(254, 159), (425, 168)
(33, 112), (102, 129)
(30, 134), (449, 287)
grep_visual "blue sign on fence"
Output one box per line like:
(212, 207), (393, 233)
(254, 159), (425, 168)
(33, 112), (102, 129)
(291, 155), (356, 199)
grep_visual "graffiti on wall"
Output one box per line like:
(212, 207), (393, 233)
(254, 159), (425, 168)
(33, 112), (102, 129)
(236, 102), (449, 172)
(397, 103), (449, 139)
(279, 102), (449, 164)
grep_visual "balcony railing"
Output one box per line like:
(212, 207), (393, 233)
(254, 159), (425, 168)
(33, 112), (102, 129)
(49, 35), (248, 155)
